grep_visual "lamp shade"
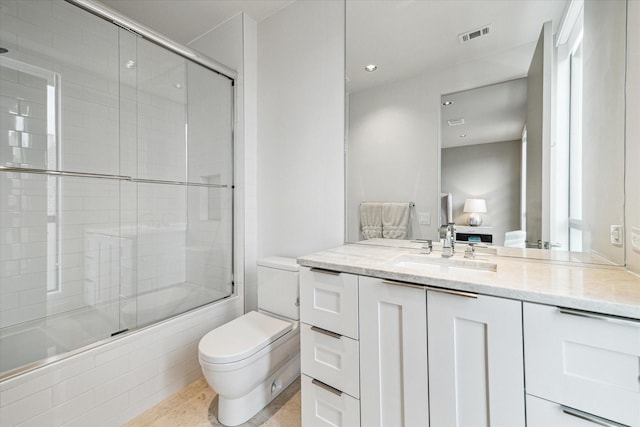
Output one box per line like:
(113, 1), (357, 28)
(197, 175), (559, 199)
(463, 198), (487, 213)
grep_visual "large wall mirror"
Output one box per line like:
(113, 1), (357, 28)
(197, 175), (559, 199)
(345, 0), (627, 265)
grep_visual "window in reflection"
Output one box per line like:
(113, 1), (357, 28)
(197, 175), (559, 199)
(555, 4), (584, 252)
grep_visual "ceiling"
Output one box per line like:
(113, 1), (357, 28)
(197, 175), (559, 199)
(99, 0), (567, 149)
(440, 78), (528, 149)
(345, 0), (566, 149)
(346, 0), (567, 93)
(99, 0), (295, 45)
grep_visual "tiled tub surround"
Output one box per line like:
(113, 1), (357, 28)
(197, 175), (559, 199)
(298, 240), (640, 318)
(1, 0), (234, 378)
(0, 299), (242, 427)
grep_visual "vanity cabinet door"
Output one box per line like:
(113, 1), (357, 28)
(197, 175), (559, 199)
(427, 289), (525, 427)
(359, 277), (429, 427)
(526, 394), (628, 427)
(523, 303), (640, 427)
(301, 374), (360, 427)
(300, 267), (359, 339)
(300, 323), (360, 398)
(300, 374), (360, 427)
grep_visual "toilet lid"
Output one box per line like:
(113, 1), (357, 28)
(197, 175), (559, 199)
(199, 311), (293, 364)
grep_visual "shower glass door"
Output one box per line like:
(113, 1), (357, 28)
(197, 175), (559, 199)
(0, 0), (234, 377)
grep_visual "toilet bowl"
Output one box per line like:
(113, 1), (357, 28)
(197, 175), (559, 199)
(198, 257), (300, 426)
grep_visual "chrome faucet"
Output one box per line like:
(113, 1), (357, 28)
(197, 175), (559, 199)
(422, 239), (433, 254)
(441, 223), (455, 258)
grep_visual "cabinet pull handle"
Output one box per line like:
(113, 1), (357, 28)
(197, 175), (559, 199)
(561, 406), (627, 427)
(425, 286), (478, 299)
(310, 326), (341, 339)
(310, 267), (341, 276)
(311, 379), (343, 397)
(558, 308), (640, 327)
(382, 279), (425, 290)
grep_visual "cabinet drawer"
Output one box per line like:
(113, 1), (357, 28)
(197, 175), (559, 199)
(300, 267), (358, 339)
(301, 323), (360, 398)
(524, 303), (640, 427)
(301, 374), (360, 427)
(526, 394), (628, 427)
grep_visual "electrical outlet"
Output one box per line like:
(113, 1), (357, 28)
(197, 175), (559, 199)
(419, 212), (431, 225)
(610, 225), (623, 246)
(632, 227), (640, 253)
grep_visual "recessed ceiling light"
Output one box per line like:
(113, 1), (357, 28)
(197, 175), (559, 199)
(174, 83), (183, 89)
(124, 60), (136, 69)
(442, 101), (453, 106)
(364, 64), (378, 72)
(459, 134), (467, 138)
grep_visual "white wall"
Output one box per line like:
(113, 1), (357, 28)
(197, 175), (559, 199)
(582, 0), (626, 264)
(441, 140), (522, 246)
(347, 43), (534, 242)
(257, 0), (345, 259)
(626, 0), (640, 274)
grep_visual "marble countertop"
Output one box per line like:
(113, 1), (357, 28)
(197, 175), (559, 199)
(297, 240), (640, 320)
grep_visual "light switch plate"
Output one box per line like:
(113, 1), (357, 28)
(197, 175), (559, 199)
(419, 212), (431, 225)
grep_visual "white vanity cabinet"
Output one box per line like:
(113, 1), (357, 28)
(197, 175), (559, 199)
(299, 267), (361, 427)
(358, 277), (429, 427)
(299, 255), (640, 427)
(526, 394), (629, 427)
(523, 302), (640, 427)
(427, 289), (526, 427)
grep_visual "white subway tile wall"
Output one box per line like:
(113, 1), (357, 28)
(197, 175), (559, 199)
(1, 172), (49, 327)
(0, 173), (122, 329)
(0, 0), (120, 175)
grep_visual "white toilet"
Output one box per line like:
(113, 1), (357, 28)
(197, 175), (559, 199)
(198, 257), (300, 426)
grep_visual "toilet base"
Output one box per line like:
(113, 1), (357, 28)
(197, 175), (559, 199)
(217, 354), (301, 426)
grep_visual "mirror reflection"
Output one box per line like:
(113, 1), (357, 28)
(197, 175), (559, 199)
(346, 0), (626, 265)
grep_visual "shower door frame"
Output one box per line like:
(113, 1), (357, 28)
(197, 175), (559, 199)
(0, 0), (238, 381)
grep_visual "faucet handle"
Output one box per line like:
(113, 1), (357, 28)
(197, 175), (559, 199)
(464, 243), (476, 258)
(422, 239), (433, 254)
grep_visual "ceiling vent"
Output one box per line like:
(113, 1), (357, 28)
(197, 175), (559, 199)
(458, 25), (490, 44)
(447, 118), (465, 126)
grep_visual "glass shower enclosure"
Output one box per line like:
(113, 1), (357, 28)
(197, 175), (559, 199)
(0, 0), (235, 377)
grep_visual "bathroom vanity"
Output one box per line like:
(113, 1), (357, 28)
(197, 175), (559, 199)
(297, 241), (640, 427)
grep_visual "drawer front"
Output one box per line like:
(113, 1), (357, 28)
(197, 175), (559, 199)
(301, 374), (360, 427)
(300, 267), (359, 339)
(523, 303), (640, 426)
(301, 323), (360, 398)
(526, 394), (628, 427)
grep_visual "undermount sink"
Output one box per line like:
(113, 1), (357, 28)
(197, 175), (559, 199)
(384, 254), (497, 273)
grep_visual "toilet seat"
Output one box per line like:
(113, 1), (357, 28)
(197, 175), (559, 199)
(199, 311), (293, 365)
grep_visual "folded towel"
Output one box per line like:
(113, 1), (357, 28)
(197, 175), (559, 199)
(382, 202), (410, 239)
(504, 230), (526, 248)
(360, 202), (383, 240)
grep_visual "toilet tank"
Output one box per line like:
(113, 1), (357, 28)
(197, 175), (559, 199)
(257, 256), (300, 320)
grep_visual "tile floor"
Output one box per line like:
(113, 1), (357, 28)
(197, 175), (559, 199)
(123, 376), (301, 427)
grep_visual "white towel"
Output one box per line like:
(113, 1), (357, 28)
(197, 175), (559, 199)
(504, 230), (526, 248)
(382, 202), (410, 239)
(360, 202), (383, 240)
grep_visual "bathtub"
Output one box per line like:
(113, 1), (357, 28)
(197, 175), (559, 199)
(0, 305), (118, 375)
(0, 282), (227, 376)
(120, 282), (229, 328)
